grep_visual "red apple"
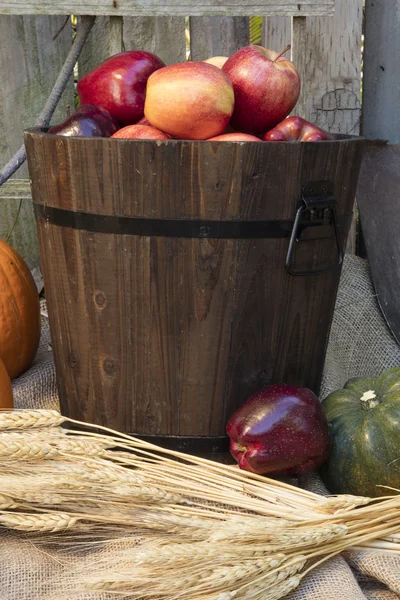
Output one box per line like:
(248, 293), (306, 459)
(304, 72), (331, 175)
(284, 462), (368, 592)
(136, 116), (152, 126)
(77, 51), (165, 126)
(222, 123), (239, 135)
(263, 116), (333, 142)
(222, 45), (301, 134)
(48, 104), (118, 137)
(144, 62), (234, 140)
(203, 56), (229, 69)
(207, 132), (261, 142)
(111, 124), (170, 140)
(226, 384), (332, 477)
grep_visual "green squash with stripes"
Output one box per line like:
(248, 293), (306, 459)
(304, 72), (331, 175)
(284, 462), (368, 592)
(320, 367), (400, 498)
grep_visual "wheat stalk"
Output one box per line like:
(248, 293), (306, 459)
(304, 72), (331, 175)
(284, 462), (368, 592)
(318, 495), (373, 512)
(239, 575), (301, 600)
(52, 460), (185, 505)
(0, 410), (399, 600)
(0, 493), (18, 509)
(182, 557), (292, 595)
(0, 439), (59, 459)
(0, 428), (66, 439)
(57, 438), (109, 457)
(86, 555), (304, 596)
(135, 544), (286, 567)
(0, 410), (65, 430)
(266, 524), (348, 547)
(0, 511), (78, 532)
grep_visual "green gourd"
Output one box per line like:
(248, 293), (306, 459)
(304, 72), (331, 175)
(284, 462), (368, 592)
(320, 368), (400, 498)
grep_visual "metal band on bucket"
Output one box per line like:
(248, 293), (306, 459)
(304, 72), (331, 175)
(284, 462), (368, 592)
(33, 203), (351, 241)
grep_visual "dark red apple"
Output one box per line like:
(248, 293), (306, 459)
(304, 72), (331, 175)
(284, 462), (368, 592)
(226, 384), (332, 477)
(111, 124), (170, 140)
(222, 45), (300, 134)
(48, 104), (118, 137)
(207, 132), (261, 142)
(263, 116), (333, 142)
(77, 51), (165, 126)
(144, 62), (234, 140)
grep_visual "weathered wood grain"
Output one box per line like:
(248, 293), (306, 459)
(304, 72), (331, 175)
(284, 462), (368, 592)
(190, 16), (249, 61)
(109, 16), (124, 54)
(25, 130), (364, 437)
(0, 1), (335, 17)
(362, 0), (400, 143)
(263, 1), (363, 254)
(78, 17), (116, 73)
(262, 16), (291, 52)
(123, 17), (186, 65)
(79, 16), (186, 77)
(291, 17), (307, 119)
(263, 3), (363, 134)
(297, 3), (362, 134)
(0, 15), (74, 267)
(0, 180), (31, 200)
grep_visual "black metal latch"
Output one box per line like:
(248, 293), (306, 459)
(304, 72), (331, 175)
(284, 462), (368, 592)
(285, 181), (343, 276)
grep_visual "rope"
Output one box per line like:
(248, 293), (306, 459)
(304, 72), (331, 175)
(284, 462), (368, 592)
(0, 15), (96, 187)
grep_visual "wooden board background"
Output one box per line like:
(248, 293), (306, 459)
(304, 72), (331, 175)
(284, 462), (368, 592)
(0, 6), (367, 265)
(263, 0), (363, 252)
(362, 0), (400, 144)
(264, 1), (363, 135)
(0, 1), (335, 17)
(0, 15), (74, 267)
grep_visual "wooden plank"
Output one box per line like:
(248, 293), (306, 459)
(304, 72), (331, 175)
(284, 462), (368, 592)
(78, 17), (115, 74)
(263, 3), (362, 134)
(362, 0), (400, 143)
(123, 17), (186, 65)
(263, 1), (363, 254)
(190, 16), (249, 61)
(262, 16), (291, 52)
(291, 16), (307, 119)
(0, 1), (335, 18)
(109, 16), (124, 54)
(79, 16), (186, 77)
(0, 15), (74, 268)
(0, 179), (31, 200)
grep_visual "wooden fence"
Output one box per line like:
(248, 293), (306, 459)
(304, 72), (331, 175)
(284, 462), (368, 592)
(0, 1), (397, 267)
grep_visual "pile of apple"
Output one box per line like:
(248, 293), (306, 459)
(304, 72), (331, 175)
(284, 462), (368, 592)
(49, 45), (332, 142)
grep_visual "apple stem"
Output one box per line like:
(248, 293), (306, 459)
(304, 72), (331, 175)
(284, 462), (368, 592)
(273, 44), (292, 62)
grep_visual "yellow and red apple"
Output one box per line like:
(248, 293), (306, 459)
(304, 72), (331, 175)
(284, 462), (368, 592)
(203, 56), (229, 69)
(207, 132), (261, 142)
(144, 62), (235, 140)
(111, 124), (170, 140)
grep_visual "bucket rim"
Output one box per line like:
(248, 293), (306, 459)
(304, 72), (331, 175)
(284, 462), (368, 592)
(23, 126), (366, 144)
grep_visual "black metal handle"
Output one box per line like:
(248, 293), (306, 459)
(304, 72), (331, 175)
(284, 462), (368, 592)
(285, 182), (343, 276)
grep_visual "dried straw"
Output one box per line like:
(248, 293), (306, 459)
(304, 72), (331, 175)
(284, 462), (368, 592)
(0, 409), (399, 600)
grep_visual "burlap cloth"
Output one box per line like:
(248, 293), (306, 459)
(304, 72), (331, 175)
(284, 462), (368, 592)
(2, 254), (400, 599)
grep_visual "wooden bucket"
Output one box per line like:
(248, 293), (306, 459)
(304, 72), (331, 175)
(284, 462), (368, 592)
(25, 130), (364, 452)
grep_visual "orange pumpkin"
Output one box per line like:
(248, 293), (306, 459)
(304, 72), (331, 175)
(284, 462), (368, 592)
(0, 239), (41, 379)
(0, 356), (13, 408)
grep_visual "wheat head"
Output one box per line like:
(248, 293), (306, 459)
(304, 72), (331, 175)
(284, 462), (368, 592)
(0, 410), (65, 430)
(0, 511), (78, 532)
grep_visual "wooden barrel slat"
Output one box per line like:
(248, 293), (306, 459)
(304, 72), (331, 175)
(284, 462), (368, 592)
(26, 130), (364, 437)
